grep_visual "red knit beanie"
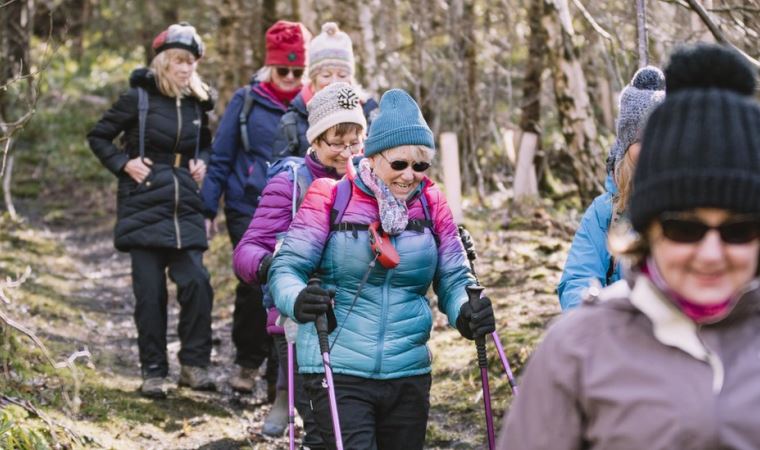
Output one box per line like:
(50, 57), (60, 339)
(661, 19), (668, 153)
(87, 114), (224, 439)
(265, 20), (310, 67)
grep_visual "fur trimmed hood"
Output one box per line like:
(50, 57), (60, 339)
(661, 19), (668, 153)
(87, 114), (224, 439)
(128, 67), (215, 111)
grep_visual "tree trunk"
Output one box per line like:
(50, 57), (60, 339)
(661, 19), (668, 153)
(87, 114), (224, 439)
(358, 0), (379, 94)
(514, 0), (545, 202)
(216, 0), (243, 109)
(543, 0), (604, 204)
(636, 0), (648, 67)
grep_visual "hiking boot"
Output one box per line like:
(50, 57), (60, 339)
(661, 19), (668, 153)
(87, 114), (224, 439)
(140, 377), (169, 399)
(228, 366), (257, 393)
(262, 389), (288, 437)
(178, 365), (216, 391)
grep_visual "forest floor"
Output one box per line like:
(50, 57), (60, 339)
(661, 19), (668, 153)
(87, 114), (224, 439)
(0, 184), (574, 449)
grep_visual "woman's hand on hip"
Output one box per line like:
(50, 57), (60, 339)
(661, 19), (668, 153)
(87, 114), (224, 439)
(124, 157), (153, 183)
(189, 158), (207, 183)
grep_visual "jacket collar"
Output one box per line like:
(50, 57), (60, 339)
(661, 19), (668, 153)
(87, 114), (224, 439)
(250, 82), (289, 112)
(628, 275), (727, 393)
(305, 150), (340, 180)
(129, 67), (215, 111)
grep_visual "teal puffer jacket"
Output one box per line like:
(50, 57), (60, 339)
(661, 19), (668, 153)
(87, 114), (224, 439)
(268, 161), (474, 379)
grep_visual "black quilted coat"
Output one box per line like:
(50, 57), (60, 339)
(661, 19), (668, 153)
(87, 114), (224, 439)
(87, 68), (214, 251)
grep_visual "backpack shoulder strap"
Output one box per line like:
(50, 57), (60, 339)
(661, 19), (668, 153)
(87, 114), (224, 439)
(329, 178), (353, 226)
(294, 164), (313, 212)
(281, 111), (300, 157)
(418, 188), (438, 243)
(137, 87), (149, 159)
(239, 85), (255, 153)
(193, 101), (201, 160)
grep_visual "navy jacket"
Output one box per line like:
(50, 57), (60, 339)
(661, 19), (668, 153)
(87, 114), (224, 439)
(272, 92), (379, 158)
(201, 82), (288, 218)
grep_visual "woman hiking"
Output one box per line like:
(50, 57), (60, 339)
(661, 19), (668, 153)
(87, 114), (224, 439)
(500, 43), (760, 450)
(199, 20), (310, 410)
(233, 81), (366, 445)
(558, 66), (665, 310)
(87, 23), (216, 398)
(268, 88), (496, 450)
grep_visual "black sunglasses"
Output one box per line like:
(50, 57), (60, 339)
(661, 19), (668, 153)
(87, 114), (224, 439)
(276, 67), (304, 78)
(379, 153), (430, 172)
(659, 213), (760, 244)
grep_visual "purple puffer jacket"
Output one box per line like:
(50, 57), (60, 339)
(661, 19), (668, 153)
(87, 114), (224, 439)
(233, 153), (340, 284)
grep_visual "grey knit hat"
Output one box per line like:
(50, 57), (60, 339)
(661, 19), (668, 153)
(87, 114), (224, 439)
(306, 82), (367, 144)
(629, 43), (760, 233)
(606, 66), (666, 173)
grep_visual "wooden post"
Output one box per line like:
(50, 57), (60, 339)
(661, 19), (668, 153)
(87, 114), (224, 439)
(513, 131), (539, 199)
(440, 132), (464, 224)
(503, 129), (517, 166)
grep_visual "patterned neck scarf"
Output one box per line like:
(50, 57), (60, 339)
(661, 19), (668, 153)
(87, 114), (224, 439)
(358, 158), (408, 235)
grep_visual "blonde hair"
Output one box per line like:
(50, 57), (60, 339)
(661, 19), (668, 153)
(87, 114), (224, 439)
(254, 66), (273, 83)
(613, 150), (636, 215)
(151, 48), (209, 101)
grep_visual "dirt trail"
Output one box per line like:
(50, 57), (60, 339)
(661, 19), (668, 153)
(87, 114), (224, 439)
(45, 216), (290, 449)
(4, 198), (570, 449)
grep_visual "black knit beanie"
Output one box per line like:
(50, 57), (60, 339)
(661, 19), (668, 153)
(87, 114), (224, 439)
(629, 43), (760, 233)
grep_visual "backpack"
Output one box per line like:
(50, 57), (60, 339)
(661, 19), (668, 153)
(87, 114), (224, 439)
(137, 87), (200, 160)
(328, 178), (436, 241)
(238, 85), (256, 154)
(244, 156), (314, 216)
(240, 85), (300, 156)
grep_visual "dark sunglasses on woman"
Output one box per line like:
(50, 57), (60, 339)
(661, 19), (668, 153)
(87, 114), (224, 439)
(380, 153), (431, 172)
(659, 213), (760, 244)
(276, 67), (304, 78)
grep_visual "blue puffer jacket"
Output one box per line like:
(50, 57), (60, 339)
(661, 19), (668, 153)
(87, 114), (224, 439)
(557, 176), (622, 310)
(268, 158), (475, 379)
(272, 91), (379, 157)
(201, 82), (288, 218)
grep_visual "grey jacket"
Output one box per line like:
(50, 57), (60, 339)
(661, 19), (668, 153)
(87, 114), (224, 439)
(499, 274), (760, 450)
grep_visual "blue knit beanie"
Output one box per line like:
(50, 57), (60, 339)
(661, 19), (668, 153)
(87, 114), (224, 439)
(364, 89), (435, 157)
(606, 66), (665, 173)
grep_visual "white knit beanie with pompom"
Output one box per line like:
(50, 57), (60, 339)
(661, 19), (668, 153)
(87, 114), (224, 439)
(307, 22), (355, 77)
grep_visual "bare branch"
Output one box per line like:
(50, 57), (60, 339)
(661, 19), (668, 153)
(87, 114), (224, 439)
(0, 266), (31, 303)
(571, 0), (613, 41)
(685, 0), (760, 68)
(1, 395), (85, 445)
(708, 5), (760, 14)
(1, 267), (92, 415)
(657, 0), (692, 9)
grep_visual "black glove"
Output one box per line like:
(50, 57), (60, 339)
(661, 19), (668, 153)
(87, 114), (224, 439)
(293, 284), (334, 324)
(456, 297), (496, 340)
(257, 254), (273, 284)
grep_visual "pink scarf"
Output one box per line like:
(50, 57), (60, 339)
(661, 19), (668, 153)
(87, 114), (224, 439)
(358, 158), (408, 235)
(642, 258), (732, 323)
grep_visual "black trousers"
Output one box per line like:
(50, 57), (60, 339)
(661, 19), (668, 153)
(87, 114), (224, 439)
(274, 335), (325, 449)
(130, 248), (214, 378)
(303, 373), (432, 450)
(225, 209), (274, 376)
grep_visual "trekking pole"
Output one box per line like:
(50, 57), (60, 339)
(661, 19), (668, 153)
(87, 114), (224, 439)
(458, 226), (518, 396)
(308, 278), (344, 450)
(287, 340), (296, 450)
(466, 284), (496, 450)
